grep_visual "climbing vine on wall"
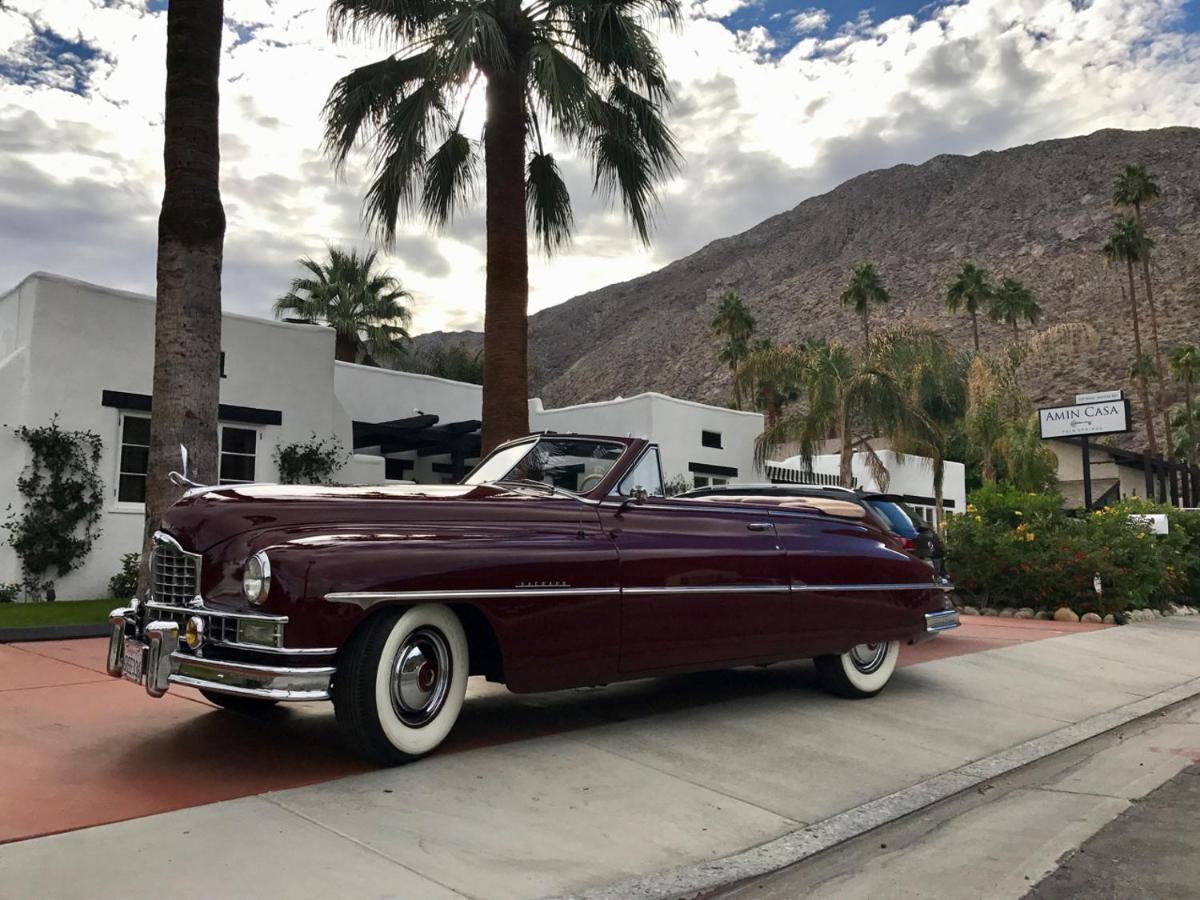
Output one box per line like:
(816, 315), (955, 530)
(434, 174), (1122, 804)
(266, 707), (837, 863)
(274, 434), (348, 485)
(3, 417), (105, 597)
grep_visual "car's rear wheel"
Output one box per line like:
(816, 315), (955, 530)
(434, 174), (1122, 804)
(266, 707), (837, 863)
(333, 603), (469, 765)
(199, 689), (280, 714)
(814, 640), (899, 698)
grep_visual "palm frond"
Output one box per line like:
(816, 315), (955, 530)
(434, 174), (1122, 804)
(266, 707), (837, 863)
(329, 0), (448, 42)
(421, 130), (479, 225)
(526, 152), (574, 254)
(322, 51), (437, 167)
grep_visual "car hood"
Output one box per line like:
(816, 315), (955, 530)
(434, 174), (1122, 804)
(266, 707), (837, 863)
(160, 481), (533, 552)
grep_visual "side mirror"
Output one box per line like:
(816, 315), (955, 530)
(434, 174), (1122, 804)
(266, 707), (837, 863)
(632, 486), (648, 505)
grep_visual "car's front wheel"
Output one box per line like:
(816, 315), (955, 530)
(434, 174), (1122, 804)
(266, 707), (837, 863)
(814, 640), (899, 698)
(333, 603), (469, 765)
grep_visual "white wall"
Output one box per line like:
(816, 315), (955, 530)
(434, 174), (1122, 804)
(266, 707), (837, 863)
(530, 392), (764, 489)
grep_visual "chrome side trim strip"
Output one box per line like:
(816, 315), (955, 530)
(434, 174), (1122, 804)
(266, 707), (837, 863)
(622, 584), (785, 595)
(326, 587), (622, 608)
(326, 582), (950, 605)
(791, 582), (951, 593)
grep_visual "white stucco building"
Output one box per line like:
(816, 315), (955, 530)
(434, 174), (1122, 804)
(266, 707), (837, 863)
(769, 446), (967, 526)
(0, 273), (765, 599)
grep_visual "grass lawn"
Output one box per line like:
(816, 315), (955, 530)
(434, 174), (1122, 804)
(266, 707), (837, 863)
(0, 598), (115, 629)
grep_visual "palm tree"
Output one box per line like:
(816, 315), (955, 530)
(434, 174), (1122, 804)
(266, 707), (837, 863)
(1169, 344), (1199, 460)
(840, 262), (889, 345)
(1113, 165), (1173, 458)
(879, 326), (968, 524)
(323, 0), (680, 452)
(758, 339), (906, 489)
(710, 291), (756, 409)
(945, 262), (993, 352)
(995, 413), (1058, 492)
(736, 339), (805, 430)
(141, 1), (226, 593)
(1102, 217), (1158, 456)
(987, 278), (1040, 339)
(274, 248), (413, 365)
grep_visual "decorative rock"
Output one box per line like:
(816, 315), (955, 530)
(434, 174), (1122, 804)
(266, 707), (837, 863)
(980, 607), (999, 617)
(1102, 613), (1116, 625)
(1035, 611), (1053, 620)
(961, 606), (981, 616)
(1081, 612), (1103, 624)
(1014, 608), (1036, 619)
(998, 607), (1017, 618)
(1053, 607), (1080, 623)
(1152, 608), (1163, 617)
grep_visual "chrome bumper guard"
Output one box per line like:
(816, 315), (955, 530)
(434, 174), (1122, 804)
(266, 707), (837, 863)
(105, 605), (334, 701)
(925, 609), (961, 633)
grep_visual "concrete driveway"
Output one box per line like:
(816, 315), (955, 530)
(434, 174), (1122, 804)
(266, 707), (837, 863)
(2, 617), (1198, 899)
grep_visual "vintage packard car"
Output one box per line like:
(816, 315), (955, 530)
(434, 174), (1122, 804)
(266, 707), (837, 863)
(107, 434), (958, 764)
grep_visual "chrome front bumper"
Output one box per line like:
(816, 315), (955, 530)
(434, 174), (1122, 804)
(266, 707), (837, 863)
(105, 606), (334, 701)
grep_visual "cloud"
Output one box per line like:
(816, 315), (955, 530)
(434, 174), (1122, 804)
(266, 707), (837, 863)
(790, 8), (830, 34)
(0, 0), (1198, 338)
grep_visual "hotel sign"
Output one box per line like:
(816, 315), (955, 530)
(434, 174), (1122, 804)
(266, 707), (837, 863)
(1038, 399), (1132, 439)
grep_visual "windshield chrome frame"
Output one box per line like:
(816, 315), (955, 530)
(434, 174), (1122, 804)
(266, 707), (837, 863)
(462, 435), (634, 498)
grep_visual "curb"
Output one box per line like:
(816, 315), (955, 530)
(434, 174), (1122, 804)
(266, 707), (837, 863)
(557, 675), (1200, 900)
(0, 623), (109, 643)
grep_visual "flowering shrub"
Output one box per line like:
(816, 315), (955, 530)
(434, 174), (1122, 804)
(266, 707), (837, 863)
(945, 485), (1197, 615)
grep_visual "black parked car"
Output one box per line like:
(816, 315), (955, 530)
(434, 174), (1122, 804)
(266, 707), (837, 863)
(680, 484), (946, 575)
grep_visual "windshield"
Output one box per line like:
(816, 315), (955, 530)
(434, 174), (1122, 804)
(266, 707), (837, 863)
(463, 437), (627, 493)
(865, 499), (919, 536)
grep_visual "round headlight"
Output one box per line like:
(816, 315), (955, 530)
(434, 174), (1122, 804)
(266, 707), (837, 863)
(242, 551), (271, 605)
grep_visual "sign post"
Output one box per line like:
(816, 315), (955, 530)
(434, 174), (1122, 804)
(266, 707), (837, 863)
(1039, 392), (1131, 511)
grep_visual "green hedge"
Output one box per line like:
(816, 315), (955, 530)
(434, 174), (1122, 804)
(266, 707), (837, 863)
(945, 485), (1198, 615)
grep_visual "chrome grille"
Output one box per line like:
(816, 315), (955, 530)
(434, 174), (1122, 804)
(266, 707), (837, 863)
(148, 606), (239, 644)
(151, 538), (200, 606)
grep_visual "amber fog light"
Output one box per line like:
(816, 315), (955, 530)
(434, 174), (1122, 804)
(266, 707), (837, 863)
(184, 615), (205, 650)
(237, 619), (279, 648)
(242, 551), (271, 605)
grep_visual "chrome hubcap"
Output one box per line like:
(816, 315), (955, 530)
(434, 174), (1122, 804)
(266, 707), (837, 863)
(390, 627), (452, 727)
(848, 642), (888, 675)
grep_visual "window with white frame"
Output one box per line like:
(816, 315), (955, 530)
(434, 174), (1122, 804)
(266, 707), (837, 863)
(219, 425), (258, 485)
(117, 413), (151, 503)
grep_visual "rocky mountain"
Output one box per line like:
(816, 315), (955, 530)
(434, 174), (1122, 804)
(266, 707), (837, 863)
(416, 127), (1200, 449)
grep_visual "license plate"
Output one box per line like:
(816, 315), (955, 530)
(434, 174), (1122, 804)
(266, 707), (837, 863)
(121, 639), (145, 684)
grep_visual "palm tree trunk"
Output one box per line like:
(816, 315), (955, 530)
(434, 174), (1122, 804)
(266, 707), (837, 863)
(971, 312), (979, 353)
(480, 68), (529, 454)
(731, 361), (742, 410)
(862, 308), (870, 346)
(838, 408), (854, 487)
(1126, 261), (1158, 457)
(1185, 377), (1196, 458)
(140, 0), (225, 595)
(1133, 204), (1173, 459)
(933, 452), (945, 528)
(335, 334), (358, 363)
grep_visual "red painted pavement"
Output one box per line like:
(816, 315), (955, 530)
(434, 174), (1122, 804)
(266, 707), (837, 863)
(0, 617), (1108, 845)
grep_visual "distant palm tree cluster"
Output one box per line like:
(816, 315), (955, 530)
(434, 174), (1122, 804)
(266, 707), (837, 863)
(711, 162), (1200, 507)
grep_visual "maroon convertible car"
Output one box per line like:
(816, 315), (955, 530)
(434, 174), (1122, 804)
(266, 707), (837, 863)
(107, 434), (958, 764)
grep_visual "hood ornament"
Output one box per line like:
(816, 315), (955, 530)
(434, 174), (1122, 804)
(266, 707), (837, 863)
(168, 443), (204, 489)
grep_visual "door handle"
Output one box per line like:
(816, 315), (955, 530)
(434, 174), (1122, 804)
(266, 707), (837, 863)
(746, 522), (773, 532)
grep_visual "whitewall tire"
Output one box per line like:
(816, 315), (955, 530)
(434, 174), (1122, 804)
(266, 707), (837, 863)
(814, 640), (899, 699)
(333, 604), (469, 765)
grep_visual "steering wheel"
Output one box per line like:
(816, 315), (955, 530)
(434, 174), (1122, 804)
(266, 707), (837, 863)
(578, 473), (604, 492)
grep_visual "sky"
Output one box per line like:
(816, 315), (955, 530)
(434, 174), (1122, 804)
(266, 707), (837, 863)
(0, 0), (1198, 335)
